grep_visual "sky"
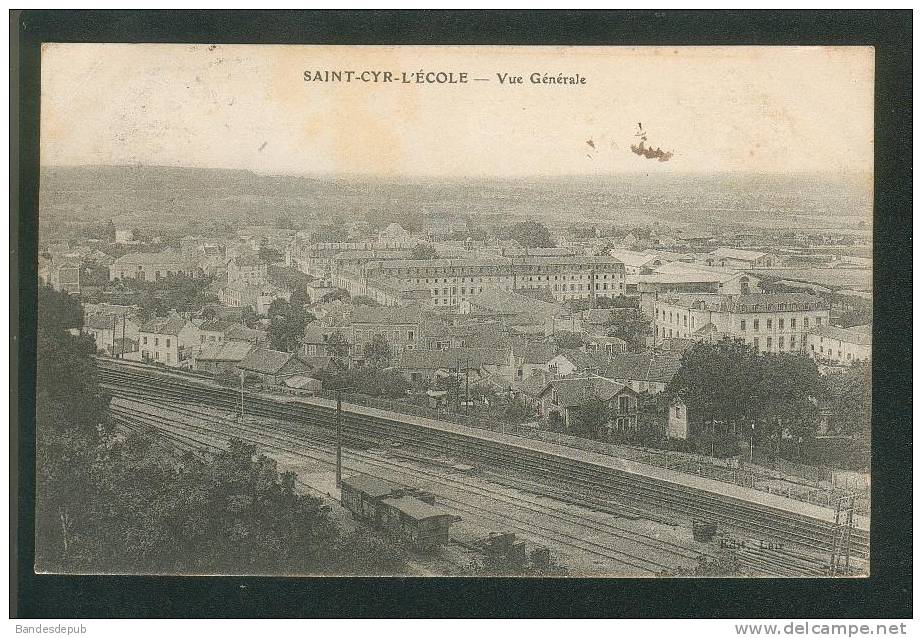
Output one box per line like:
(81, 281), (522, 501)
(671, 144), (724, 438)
(41, 44), (874, 177)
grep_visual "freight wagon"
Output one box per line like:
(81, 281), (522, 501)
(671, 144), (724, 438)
(341, 474), (460, 552)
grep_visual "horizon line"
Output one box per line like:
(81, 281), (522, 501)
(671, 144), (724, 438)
(39, 162), (874, 181)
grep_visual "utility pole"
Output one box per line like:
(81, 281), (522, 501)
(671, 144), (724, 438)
(335, 388), (343, 488)
(749, 422), (755, 463)
(121, 313), (127, 359)
(829, 493), (856, 576)
(111, 314), (117, 357)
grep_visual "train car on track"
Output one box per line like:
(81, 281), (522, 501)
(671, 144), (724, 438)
(341, 474), (460, 552)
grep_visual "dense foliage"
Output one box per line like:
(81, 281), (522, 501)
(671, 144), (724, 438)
(667, 340), (824, 455)
(552, 330), (585, 350)
(508, 220), (555, 249)
(410, 243), (439, 260)
(119, 273), (218, 319)
(363, 333), (393, 368)
(823, 360), (872, 435)
(315, 366), (410, 400)
(605, 308), (652, 351)
(35, 286), (409, 575)
(266, 298), (315, 352)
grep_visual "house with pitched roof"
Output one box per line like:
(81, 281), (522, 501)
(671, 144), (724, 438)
(705, 247), (775, 269)
(395, 348), (507, 385)
(109, 250), (197, 282)
(194, 340), (255, 376)
(504, 339), (559, 384)
(138, 315), (199, 366)
(83, 313), (141, 354)
(537, 375), (640, 433)
(599, 350), (683, 395)
(195, 318), (238, 348)
(546, 349), (607, 378)
(227, 252), (268, 285)
(236, 348), (312, 385)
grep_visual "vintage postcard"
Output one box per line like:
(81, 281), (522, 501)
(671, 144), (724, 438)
(36, 44), (873, 578)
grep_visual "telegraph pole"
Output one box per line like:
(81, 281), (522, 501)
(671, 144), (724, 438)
(749, 422), (755, 463)
(121, 313), (127, 359)
(829, 493), (856, 576)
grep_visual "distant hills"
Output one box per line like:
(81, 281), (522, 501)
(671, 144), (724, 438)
(39, 164), (873, 233)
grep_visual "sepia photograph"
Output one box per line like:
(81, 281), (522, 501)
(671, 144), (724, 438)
(32, 41), (877, 581)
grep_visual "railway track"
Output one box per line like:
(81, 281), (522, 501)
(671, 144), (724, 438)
(97, 359), (867, 567)
(109, 397), (698, 575)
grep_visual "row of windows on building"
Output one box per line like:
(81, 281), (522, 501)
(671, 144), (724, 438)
(114, 269), (182, 281)
(354, 329), (416, 342)
(410, 273), (623, 285)
(809, 343), (862, 361)
(659, 326), (805, 351)
(141, 336), (172, 347)
(738, 316), (824, 331)
(141, 350), (172, 363)
(658, 308), (826, 332)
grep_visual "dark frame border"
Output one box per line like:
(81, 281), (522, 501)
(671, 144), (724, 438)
(12, 10), (912, 618)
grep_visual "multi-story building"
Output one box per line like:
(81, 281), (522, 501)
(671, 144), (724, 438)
(109, 251), (197, 282)
(227, 254), (268, 285)
(219, 280), (290, 315)
(652, 292), (830, 354)
(339, 255), (627, 309)
(347, 305), (425, 365)
(806, 324), (872, 365)
(633, 262), (760, 315)
(537, 375), (640, 433)
(138, 315), (200, 366)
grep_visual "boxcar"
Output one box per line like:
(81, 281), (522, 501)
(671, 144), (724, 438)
(378, 496), (457, 551)
(341, 474), (459, 551)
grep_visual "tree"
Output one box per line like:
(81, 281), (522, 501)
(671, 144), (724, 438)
(259, 246), (283, 265)
(823, 360), (871, 436)
(834, 306), (873, 328)
(35, 290), (410, 575)
(351, 295), (379, 307)
(510, 221), (555, 249)
(567, 397), (610, 439)
(240, 306), (262, 329)
(38, 285), (83, 334)
(568, 223), (597, 239)
(311, 222), (349, 244)
(553, 331), (585, 350)
(606, 309), (652, 351)
(364, 333), (392, 368)
(267, 299), (314, 353)
(325, 330), (351, 367)
(130, 272), (217, 318)
(667, 341), (823, 457)
(289, 287), (310, 310)
(320, 288), (350, 304)
(410, 243), (439, 260)
(275, 215), (295, 230)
